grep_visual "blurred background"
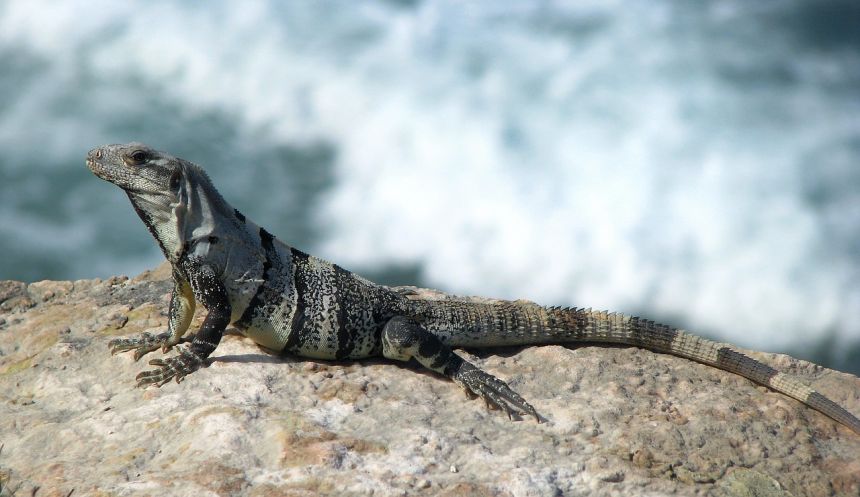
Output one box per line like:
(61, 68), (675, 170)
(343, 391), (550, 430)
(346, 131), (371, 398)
(1, 1), (859, 372)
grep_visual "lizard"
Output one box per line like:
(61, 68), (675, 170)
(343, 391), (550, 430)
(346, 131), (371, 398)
(86, 142), (860, 434)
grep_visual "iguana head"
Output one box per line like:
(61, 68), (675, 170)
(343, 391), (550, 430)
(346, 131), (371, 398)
(87, 142), (181, 199)
(87, 142), (233, 261)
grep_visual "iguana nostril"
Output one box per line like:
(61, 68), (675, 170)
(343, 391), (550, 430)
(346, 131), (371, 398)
(95, 149), (102, 159)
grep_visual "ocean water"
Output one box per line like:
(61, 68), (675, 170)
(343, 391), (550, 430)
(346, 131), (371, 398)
(1, 1), (859, 372)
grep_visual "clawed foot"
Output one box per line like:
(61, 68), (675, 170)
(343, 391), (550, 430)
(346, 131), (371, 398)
(135, 346), (206, 387)
(454, 363), (541, 422)
(109, 331), (170, 361)
(109, 332), (189, 361)
(110, 332), (203, 387)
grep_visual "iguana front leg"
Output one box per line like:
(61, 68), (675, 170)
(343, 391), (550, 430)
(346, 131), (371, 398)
(109, 269), (196, 360)
(381, 316), (540, 421)
(135, 259), (230, 387)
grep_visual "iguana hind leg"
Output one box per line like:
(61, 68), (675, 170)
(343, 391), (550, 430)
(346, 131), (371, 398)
(381, 316), (540, 421)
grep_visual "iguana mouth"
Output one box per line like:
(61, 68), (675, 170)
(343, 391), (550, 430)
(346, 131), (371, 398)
(86, 148), (113, 181)
(86, 157), (107, 179)
(86, 149), (100, 172)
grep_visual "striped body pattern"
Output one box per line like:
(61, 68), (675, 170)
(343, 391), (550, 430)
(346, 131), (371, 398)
(227, 214), (402, 359)
(87, 143), (860, 434)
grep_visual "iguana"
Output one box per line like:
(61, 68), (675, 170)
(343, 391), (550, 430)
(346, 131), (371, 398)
(86, 142), (860, 434)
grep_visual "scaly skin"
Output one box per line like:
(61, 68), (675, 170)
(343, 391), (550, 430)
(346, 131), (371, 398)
(88, 142), (860, 433)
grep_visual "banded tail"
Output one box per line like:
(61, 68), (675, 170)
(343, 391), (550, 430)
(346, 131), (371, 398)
(410, 299), (860, 434)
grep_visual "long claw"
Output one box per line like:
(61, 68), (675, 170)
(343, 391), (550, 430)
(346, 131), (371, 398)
(134, 346), (204, 388)
(109, 332), (171, 360)
(454, 364), (540, 421)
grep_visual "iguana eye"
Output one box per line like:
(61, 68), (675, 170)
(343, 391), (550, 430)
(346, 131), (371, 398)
(127, 150), (150, 165)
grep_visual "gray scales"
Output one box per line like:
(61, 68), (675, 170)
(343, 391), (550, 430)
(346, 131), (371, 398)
(87, 142), (860, 435)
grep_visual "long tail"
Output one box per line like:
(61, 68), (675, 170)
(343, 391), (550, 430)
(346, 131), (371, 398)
(410, 299), (860, 434)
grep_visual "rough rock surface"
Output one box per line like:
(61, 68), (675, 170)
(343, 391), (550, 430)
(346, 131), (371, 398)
(1, 264), (859, 497)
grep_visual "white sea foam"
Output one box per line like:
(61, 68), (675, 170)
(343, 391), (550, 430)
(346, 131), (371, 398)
(0, 1), (858, 351)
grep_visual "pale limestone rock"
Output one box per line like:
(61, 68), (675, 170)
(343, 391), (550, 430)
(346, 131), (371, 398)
(0, 264), (858, 496)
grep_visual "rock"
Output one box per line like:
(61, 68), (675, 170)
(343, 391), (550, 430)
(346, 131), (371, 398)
(0, 263), (858, 496)
(27, 280), (74, 303)
(0, 281), (34, 312)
